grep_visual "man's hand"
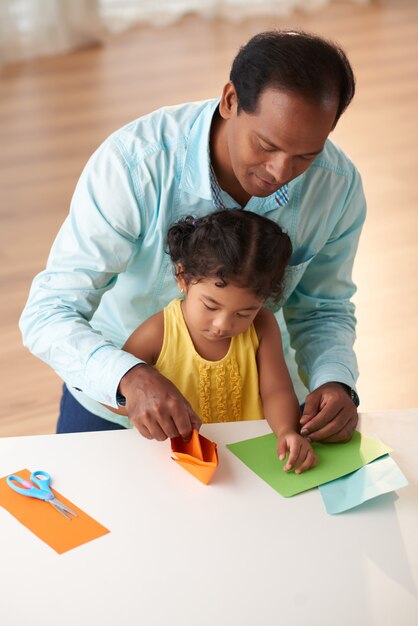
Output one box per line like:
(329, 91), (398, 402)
(277, 431), (317, 474)
(118, 364), (201, 441)
(300, 382), (358, 443)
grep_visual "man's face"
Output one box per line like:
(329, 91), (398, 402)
(217, 84), (339, 201)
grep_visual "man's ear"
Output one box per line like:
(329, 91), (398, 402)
(219, 81), (238, 121)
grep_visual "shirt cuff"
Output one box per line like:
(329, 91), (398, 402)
(309, 363), (357, 394)
(83, 344), (145, 408)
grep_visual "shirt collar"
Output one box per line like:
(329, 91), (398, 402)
(179, 98), (220, 202)
(210, 160), (290, 211)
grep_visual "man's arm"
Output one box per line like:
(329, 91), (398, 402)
(19, 138), (199, 439)
(19, 138), (144, 408)
(283, 165), (366, 442)
(104, 312), (202, 440)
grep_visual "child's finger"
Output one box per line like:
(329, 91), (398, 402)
(284, 439), (302, 471)
(295, 449), (317, 474)
(277, 438), (288, 462)
(290, 444), (309, 472)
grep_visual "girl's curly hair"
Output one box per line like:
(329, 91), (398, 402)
(166, 209), (292, 305)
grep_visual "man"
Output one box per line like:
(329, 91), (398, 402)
(20, 30), (365, 442)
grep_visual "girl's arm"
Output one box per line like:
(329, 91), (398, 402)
(254, 308), (317, 473)
(103, 311), (165, 416)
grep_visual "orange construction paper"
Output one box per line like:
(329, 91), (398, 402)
(0, 469), (110, 554)
(171, 430), (218, 485)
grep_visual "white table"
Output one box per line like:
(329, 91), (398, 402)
(0, 410), (417, 626)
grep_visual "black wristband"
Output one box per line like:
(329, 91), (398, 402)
(348, 387), (360, 407)
(116, 362), (148, 407)
(340, 383), (360, 407)
(116, 393), (126, 406)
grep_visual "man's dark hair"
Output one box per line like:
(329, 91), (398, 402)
(166, 209), (292, 305)
(230, 29), (355, 126)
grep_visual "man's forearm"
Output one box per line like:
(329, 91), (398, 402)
(19, 272), (143, 407)
(283, 303), (358, 393)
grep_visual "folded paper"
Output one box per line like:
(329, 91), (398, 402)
(0, 469), (110, 554)
(319, 454), (408, 514)
(226, 431), (391, 497)
(171, 430), (218, 484)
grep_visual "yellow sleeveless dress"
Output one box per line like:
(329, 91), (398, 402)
(155, 298), (264, 423)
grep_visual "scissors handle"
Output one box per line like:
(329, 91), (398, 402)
(30, 470), (52, 490)
(6, 471), (54, 501)
(7, 472), (78, 521)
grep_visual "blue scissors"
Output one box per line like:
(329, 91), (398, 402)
(7, 470), (78, 521)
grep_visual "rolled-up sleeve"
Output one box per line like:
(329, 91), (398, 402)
(19, 137), (144, 407)
(283, 166), (366, 392)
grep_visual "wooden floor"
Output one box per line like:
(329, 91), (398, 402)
(0, 0), (417, 437)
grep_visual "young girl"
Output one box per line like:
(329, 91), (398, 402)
(112, 210), (316, 474)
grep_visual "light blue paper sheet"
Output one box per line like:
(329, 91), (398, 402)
(319, 454), (408, 514)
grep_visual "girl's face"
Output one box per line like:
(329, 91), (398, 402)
(178, 274), (264, 347)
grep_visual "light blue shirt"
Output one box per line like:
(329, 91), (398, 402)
(19, 98), (366, 425)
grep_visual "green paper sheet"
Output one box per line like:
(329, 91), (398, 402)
(226, 431), (391, 497)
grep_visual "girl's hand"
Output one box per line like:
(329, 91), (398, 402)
(276, 432), (317, 474)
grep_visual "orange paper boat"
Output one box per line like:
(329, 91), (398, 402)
(171, 430), (218, 485)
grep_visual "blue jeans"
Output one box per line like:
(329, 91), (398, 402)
(57, 385), (126, 433)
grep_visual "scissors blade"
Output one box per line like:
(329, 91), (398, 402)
(49, 499), (78, 520)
